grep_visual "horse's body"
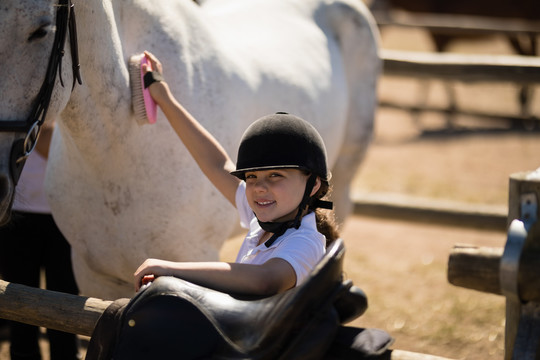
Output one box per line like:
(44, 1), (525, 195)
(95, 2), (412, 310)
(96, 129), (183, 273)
(0, 0), (380, 299)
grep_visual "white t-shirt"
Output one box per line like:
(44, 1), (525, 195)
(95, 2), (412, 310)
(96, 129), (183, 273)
(13, 151), (50, 214)
(234, 181), (326, 286)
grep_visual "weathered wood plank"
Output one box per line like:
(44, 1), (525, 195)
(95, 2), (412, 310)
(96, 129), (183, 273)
(373, 10), (540, 36)
(447, 245), (540, 302)
(353, 191), (508, 231)
(382, 49), (540, 84)
(0, 279), (112, 337)
(377, 101), (540, 125)
(447, 245), (503, 295)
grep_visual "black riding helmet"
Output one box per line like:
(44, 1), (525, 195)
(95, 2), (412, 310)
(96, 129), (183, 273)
(231, 112), (330, 181)
(231, 112), (332, 247)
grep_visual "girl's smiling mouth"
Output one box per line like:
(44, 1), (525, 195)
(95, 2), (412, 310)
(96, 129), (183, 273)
(255, 200), (276, 207)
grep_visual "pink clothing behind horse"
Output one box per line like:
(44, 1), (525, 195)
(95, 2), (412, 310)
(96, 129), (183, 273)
(13, 152), (50, 214)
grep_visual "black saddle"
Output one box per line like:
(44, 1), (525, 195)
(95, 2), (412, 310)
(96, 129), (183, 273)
(86, 239), (374, 359)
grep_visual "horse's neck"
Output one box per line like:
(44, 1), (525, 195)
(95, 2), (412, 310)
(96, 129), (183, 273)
(59, 0), (130, 156)
(60, 0), (206, 160)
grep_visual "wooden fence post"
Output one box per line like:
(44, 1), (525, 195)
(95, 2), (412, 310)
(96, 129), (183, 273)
(503, 170), (540, 360)
(448, 168), (540, 360)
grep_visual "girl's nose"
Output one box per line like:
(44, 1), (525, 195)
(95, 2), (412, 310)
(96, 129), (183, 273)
(253, 178), (268, 191)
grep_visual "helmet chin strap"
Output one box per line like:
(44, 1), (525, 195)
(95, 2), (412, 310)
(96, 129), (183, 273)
(258, 174), (332, 248)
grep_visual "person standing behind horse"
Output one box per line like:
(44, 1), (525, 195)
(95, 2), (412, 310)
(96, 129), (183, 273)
(0, 122), (81, 360)
(133, 51), (339, 296)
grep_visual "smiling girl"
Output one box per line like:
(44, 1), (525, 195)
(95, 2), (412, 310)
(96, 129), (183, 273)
(133, 51), (339, 296)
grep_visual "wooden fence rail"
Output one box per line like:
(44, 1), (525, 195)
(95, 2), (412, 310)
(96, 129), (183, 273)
(0, 279), (110, 337)
(373, 10), (540, 37)
(448, 245), (540, 302)
(381, 49), (540, 84)
(352, 191), (508, 231)
(379, 50), (540, 125)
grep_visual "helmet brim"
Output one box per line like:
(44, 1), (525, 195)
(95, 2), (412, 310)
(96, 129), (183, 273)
(230, 165), (304, 180)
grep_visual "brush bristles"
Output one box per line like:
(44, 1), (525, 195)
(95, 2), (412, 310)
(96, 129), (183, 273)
(129, 54), (150, 125)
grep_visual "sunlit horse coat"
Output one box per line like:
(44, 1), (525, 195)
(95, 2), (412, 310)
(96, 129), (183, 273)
(0, 0), (380, 299)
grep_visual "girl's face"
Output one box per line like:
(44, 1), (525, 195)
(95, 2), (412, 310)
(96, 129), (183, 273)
(244, 169), (320, 223)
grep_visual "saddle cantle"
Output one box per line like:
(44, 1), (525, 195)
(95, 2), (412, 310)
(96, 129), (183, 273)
(86, 238), (369, 359)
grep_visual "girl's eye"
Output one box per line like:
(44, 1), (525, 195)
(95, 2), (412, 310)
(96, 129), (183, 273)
(269, 172), (285, 179)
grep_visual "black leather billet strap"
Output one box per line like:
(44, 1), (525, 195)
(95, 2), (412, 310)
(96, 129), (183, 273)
(0, 121), (31, 132)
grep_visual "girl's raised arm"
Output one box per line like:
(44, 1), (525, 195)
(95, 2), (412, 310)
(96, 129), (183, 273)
(143, 51), (240, 205)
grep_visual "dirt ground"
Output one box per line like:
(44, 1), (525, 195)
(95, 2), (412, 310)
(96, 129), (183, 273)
(2, 15), (540, 360)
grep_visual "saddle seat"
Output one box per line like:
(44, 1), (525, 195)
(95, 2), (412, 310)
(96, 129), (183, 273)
(87, 238), (369, 359)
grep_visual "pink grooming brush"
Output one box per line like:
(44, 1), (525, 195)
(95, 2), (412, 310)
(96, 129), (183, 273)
(140, 56), (157, 124)
(129, 53), (157, 125)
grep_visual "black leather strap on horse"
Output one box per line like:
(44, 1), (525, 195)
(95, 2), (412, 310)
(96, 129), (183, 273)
(2, 0), (81, 184)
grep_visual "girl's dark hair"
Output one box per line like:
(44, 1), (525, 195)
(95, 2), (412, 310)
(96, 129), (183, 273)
(309, 180), (340, 247)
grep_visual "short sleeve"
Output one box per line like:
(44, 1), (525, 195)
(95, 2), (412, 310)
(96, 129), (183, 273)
(270, 231), (325, 286)
(235, 181), (254, 229)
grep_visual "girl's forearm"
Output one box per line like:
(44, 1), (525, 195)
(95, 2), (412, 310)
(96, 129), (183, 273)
(168, 261), (267, 294)
(135, 259), (295, 295)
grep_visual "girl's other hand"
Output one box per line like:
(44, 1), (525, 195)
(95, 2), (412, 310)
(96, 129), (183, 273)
(143, 51), (163, 76)
(141, 51), (170, 105)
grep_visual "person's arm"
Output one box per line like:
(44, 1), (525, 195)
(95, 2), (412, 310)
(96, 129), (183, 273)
(143, 51), (240, 205)
(134, 258), (297, 296)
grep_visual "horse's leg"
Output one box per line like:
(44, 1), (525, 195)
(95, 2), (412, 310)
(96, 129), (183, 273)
(324, 0), (381, 223)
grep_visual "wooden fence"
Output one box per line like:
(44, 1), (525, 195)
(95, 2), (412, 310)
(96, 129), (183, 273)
(448, 170), (540, 359)
(374, 11), (540, 125)
(373, 10), (540, 38)
(382, 49), (540, 85)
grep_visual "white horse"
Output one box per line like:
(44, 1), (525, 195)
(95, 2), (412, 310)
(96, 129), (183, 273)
(0, 0), (380, 300)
